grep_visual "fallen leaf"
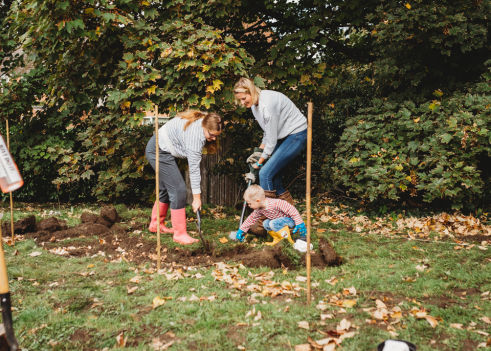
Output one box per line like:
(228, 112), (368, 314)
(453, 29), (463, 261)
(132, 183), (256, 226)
(294, 344), (311, 351)
(325, 277), (338, 286)
(115, 332), (127, 347)
(127, 286), (138, 294)
(298, 321), (309, 330)
(28, 323), (48, 335)
(151, 338), (174, 350)
(337, 318), (351, 331)
(450, 323), (464, 329)
(316, 300), (329, 311)
(130, 275), (142, 284)
(343, 286), (357, 296)
(189, 294), (200, 302)
(29, 251), (42, 257)
(321, 313), (334, 321)
(425, 315), (439, 328)
(314, 337), (335, 346)
(219, 237), (229, 243)
(152, 296), (171, 309)
(341, 299), (357, 308)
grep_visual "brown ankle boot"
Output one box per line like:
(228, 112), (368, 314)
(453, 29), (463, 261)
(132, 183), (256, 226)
(249, 189), (277, 236)
(278, 190), (294, 205)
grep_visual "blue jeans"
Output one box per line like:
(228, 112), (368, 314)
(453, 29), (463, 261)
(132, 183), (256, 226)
(259, 129), (307, 194)
(263, 217), (295, 232)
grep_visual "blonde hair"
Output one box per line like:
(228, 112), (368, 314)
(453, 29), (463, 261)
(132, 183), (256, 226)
(177, 110), (222, 133)
(244, 184), (265, 202)
(233, 77), (261, 106)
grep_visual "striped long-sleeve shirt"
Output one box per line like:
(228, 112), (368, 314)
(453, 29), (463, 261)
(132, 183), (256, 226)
(251, 90), (307, 160)
(240, 198), (303, 233)
(158, 117), (206, 194)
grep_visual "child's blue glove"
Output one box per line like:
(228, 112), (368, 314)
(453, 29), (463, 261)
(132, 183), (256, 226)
(293, 222), (306, 238)
(229, 229), (245, 242)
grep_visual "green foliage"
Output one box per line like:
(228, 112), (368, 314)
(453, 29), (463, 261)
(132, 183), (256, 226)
(367, 0), (489, 97)
(0, 0), (251, 201)
(0, 0), (489, 209)
(331, 70), (491, 209)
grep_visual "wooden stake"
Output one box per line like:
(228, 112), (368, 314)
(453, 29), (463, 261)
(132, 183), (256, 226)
(6, 120), (14, 245)
(154, 106), (161, 271)
(306, 102), (313, 304)
(0, 214), (9, 294)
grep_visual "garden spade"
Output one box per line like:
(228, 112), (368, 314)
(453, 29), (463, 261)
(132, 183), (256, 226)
(196, 210), (210, 253)
(229, 148), (261, 240)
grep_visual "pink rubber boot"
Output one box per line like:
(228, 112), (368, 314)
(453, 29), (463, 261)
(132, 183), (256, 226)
(170, 208), (198, 245)
(148, 202), (174, 233)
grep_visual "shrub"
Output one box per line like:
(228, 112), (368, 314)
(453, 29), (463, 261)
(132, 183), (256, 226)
(331, 73), (490, 210)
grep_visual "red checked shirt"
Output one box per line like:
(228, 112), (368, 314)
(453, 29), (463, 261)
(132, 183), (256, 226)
(240, 198), (303, 232)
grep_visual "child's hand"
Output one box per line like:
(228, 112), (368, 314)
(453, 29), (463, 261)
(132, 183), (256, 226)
(293, 222), (306, 237)
(229, 229), (245, 242)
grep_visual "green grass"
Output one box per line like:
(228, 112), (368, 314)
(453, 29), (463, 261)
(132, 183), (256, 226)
(1, 203), (490, 350)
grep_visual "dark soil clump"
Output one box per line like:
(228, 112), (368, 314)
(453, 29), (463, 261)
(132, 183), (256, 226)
(15, 206), (342, 269)
(314, 238), (343, 266)
(37, 217), (68, 232)
(2, 215), (36, 235)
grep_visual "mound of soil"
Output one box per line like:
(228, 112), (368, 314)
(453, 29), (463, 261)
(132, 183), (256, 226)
(13, 206), (341, 270)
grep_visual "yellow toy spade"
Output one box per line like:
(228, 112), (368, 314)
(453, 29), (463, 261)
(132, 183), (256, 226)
(265, 226), (295, 246)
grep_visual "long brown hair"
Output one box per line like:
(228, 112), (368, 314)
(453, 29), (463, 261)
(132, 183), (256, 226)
(177, 110), (222, 132)
(178, 110), (223, 153)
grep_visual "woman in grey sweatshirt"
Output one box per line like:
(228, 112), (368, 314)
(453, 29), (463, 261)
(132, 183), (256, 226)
(234, 78), (307, 234)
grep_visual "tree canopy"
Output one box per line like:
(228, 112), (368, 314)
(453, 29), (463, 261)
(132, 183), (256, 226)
(1, 0), (489, 209)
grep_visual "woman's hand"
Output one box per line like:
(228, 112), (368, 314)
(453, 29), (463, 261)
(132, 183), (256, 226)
(252, 158), (265, 169)
(192, 194), (201, 212)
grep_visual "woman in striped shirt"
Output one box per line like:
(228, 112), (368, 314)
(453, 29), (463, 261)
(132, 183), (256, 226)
(145, 110), (222, 245)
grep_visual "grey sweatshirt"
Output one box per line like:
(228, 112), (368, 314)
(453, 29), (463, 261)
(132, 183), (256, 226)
(251, 90), (307, 160)
(158, 117), (205, 194)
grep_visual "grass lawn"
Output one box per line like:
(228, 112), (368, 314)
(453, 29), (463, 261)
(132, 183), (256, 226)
(1, 202), (489, 350)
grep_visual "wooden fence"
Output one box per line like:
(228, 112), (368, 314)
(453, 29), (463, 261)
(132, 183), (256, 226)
(185, 139), (243, 207)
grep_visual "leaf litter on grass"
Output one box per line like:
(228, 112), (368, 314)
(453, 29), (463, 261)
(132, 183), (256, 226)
(314, 200), (490, 248)
(5, 202), (491, 350)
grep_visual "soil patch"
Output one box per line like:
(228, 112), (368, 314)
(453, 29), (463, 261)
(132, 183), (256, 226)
(17, 206), (341, 270)
(70, 328), (99, 351)
(226, 324), (247, 347)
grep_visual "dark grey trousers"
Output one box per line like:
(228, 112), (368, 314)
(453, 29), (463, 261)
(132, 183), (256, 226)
(145, 135), (187, 209)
